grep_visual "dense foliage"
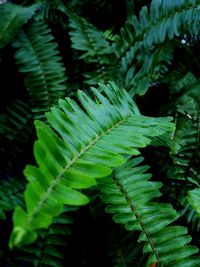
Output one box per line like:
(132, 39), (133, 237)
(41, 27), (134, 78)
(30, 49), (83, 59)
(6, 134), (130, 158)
(0, 0), (200, 266)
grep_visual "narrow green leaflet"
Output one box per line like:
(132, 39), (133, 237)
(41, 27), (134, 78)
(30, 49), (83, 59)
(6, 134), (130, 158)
(9, 82), (174, 248)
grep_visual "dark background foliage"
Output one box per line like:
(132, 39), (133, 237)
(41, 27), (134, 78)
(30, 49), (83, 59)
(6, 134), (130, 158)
(1, 0), (200, 266)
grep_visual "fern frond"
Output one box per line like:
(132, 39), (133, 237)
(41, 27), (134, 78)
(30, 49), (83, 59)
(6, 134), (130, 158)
(13, 19), (67, 119)
(121, 42), (173, 96)
(0, 178), (25, 220)
(0, 3), (37, 48)
(59, 4), (118, 85)
(9, 82), (173, 248)
(170, 117), (197, 179)
(61, 6), (111, 55)
(169, 81), (200, 182)
(98, 157), (200, 266)
(114, 0), (200, 95)
(115, 0), (200, 58)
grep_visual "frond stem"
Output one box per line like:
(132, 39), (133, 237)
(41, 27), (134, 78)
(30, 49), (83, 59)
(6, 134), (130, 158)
(28, 116), (129, 223)
(113, 176), (160, 262)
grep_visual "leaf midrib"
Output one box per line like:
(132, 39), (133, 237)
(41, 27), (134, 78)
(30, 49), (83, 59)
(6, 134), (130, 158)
(113, 176), (160, 262)
(28, 115), (129, 223)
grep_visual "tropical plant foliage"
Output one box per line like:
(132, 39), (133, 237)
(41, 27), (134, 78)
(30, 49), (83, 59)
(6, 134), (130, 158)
(0, 0), (200, 266)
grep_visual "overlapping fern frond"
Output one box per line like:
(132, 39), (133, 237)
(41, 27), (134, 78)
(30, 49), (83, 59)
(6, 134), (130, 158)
(62, 7), (111, 56)
(114, 0), (200, 95)
(169, 80), (200, 182)
(115, 0), (200, 58)
(9, 82), (173, 248)
(98, 157), (200, 266)
(0, 2), (37, 48)
(122, 42), (174, 96)
(170, 116), (197, 181)
(13, 19), (67, 119)
(59, 4), (118, 85)
(165, 74), (200, 240)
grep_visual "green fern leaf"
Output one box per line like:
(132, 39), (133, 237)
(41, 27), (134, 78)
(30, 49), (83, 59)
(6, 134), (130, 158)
(123, 42), (174, 96)
(13, 19), (67, 119)
(98, 157), (200, 266)
(59, 4), (118, 85)
(169, 83), (199, 181)
(59, 5), (111, 55)
(114, 0), (200, 96)
(9, 82), (173, 248)
(0, 3), (37, 49)
(115, 0), (200, 58)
